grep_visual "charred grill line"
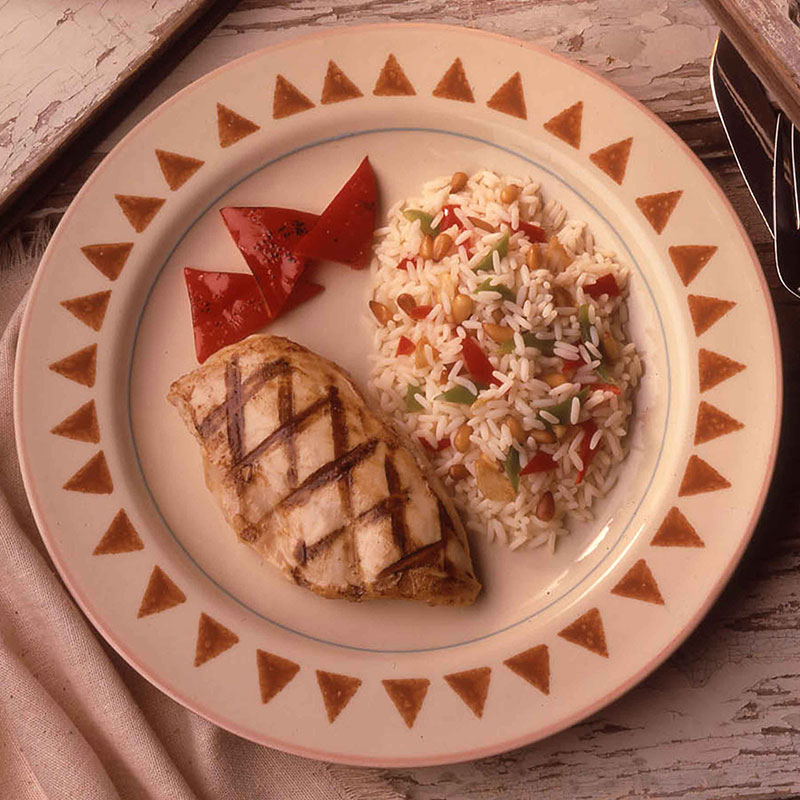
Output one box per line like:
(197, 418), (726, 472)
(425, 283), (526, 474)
(197, 358), (291, 438)
(384, 456), (409, 556)
(234, 391), (332, 468)
(377, 540), (445, 579)
(353, 492), (410, 526)
(278, 439), (379, 510)
(305, 525), (347, 560)
(278, 371), (297, 488)
(224, 359), (245, 464)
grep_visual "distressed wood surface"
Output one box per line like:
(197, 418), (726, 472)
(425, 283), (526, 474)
(6, 3), (800, 798)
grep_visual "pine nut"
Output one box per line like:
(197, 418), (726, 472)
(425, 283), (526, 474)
(546, 236), (571, 271)
(553, 424), (568, 439)
(396, 293), (417, 315)
(369, 301), (391, 325)
(483, 322), (514, 343)
(536, 491), (555, 522)
(602, 331), (621, 362)
(552, 285), (573, 308)
(505, 415), (524, 442)
(500, 184), (520, 204)
(432, 232), (453, 261)
(450, 171), (468, 192)
(415, 336), (438, 368)
(543, 372), (567, 388)
(449, 463), (469, 481)
(452, 293), (474, 324)
(532, 429), (556, 444)
(526, 245), (541, 269)
(468, 216), (496, 232)
(419, 234), (434, 259)
(454, 423), (472, 453)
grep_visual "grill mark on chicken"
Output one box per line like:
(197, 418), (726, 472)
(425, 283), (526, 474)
(278, 439), (379, 510)
(384, 456), (409, 556)
(224, 359), (245, 463)
(378, 540), (445, 579)
(305, 526), (347, 560)
(278, 370), (297, 488)
(197, 358), (291, 438)
(354, 491), (410, 526)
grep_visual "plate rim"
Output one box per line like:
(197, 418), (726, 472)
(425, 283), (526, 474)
(13, 22), (783, 767)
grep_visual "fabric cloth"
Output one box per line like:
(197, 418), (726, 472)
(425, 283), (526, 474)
(0, 232), (405, 799)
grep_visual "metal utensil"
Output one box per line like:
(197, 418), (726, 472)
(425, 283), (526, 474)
(711, 32), (778, 234)
(773, 115), (800, 299)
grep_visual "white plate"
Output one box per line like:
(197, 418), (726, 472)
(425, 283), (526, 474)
(14, 24), (781, 766)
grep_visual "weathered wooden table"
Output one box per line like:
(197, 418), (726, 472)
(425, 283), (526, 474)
(4, 3), (800, 798)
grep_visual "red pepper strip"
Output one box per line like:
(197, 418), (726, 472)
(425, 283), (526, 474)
(293, 156), (376, 269)
(520, 451), (558, 475)
(396, 335), (415, 356)
(419, 436), (451, 452)
(184, 268), (271, 364)
(439, 204), (466, 231)
(461, 336), (502, 387)
(592, 382), (622, 395)
(219, 207), (318, 318)
(281, 279), (325, 313)
(396, 257), (415, 270)
(575, 419), (598, 485)
(562, 357), (583, 378)
(517, 220), (547, 243)
(584, 273), (621, 298)
(408, 304), (434, 320)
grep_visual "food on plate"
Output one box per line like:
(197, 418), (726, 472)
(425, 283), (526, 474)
(183, 158), (377, 364)
(168, 334), (481, 605)
(369, 169), (642, 551)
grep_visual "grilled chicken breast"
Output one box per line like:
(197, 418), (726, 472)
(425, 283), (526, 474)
(168, 335), (481, 605)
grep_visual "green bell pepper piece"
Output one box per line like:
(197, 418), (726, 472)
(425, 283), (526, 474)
(474, 232), (510, 272)
(405, 385), (424, 412)
(537, 388), (589, 425)
(504, 447), (521, 493)
(476, 278), (516, 301)
(437, 385), (478, 405)
(578, 304), (592, 343)
(403, 209), (439, 237)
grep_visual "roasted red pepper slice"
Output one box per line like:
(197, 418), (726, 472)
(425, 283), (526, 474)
(396, 335), (415, 356)
(520, 451), (558, 475)
(461, 336), (502, 387)
(517, 220), (547, 243)
(184, 268), (271, 363)
(575, 419), (598, 484)
(592, 382), (622, 395)
(281, 278), (325, 313)
(584, 273), (620, 298)
(294, 156), (376, 269)
(439, 204), (466, 231)
(219, 206), (319, 318)
(419, 436), (451, 452)
(408, 305), (434, 320)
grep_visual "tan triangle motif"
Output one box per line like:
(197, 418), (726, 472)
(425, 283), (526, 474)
(256, 650), (300, 702)
(503, 644), (550, 695)
(688, 294), (736, 337)
(558, 608), (608, 657)
(679, 455), (732, 497)
(486, 72), (526, 119)
(49, 344), (97, 387)
(60, 290), (111, 332)
(635, 191), (682, 234)
(432, 58), (475, 103)
(695, 400), (744, 445)
(316, 670), (362, 722)
(63, 451), (113, 494)
(115, 195), (165, 233)
(651, 506), (705, 547)
(699, 348), (746, 393)
(216, 103), (260, 148)
(273, 75), (315, 119)
(321, 61), (363, 104)
(611, 559), (665, 605)
(94, 509), (144, 555)
(51, 400), (100, 443)
(373, 53), (416, 96)
(382, 678), (430, 728)
(137, 565), (185, 616)
(155, 149), (204, 191)
(80, 243), (133, 281)
(544, 101), (583, 148)
(195, 613), (239, 666)
(444, 667), (491, 718)
(589, 137), (633, 184)
(669, 245), (718, 286)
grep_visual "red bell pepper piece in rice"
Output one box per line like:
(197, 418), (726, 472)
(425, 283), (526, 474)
(293, 156), (377, 269)
(592, 382), (622, 395)
(562, 357), (583, 378)
(439, 204), (466, 232)
(517, 220), (547, 243)
(575, 419), (598, 485)
(396, 257), (415, 270)
(419, 436), (451, 453)
(520, 451), (558, 475)
(461, 336), (502, 387)
(408, 304), (434, 320)
(219, 206), (319, 319)
(584, 273), (621, 298)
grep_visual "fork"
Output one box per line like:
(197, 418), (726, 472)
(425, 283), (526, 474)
(773, 114), (800, 299)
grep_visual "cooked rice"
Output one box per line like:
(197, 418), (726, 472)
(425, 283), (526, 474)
(367, 170), (643, 551)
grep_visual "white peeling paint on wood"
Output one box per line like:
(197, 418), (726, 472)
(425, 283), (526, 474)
(0, 0), (206, 205)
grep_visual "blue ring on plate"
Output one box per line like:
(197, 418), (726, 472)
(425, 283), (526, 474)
(127, 127), (671, 654)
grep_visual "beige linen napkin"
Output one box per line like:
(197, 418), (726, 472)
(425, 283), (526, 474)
(0, 232), (405, 800)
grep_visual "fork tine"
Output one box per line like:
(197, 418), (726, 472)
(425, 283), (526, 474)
(772, 114), (800, 299)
